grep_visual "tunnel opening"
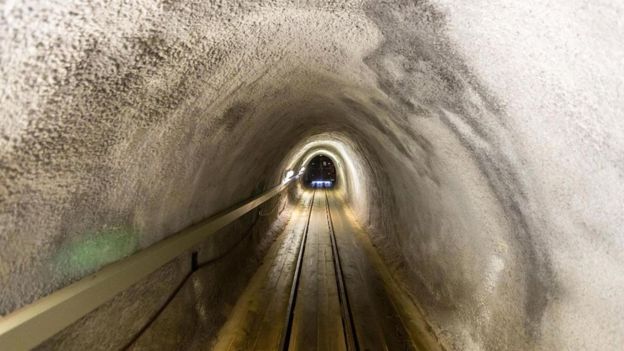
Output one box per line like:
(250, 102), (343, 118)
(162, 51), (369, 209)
(303, 154), (337, 188)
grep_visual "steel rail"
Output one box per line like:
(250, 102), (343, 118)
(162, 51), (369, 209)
(325, 189), (359, 351)
(0, 178), (297, 351)
(278, 188), (316, 351)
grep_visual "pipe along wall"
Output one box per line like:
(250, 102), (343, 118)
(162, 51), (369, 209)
(1, 1), (624, 350)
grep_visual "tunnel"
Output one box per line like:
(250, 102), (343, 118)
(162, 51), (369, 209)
(1, 1), (623, 350)
(303, 154), (336, 188)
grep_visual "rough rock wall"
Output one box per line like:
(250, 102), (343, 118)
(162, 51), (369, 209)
(35, 197), (293, 351)
(1, 0), (623, 350)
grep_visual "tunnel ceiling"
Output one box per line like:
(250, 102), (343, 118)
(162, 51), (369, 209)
(2, 1), (624, 350)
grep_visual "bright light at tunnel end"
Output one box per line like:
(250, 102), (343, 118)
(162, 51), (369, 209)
(311, 180), (333, 188)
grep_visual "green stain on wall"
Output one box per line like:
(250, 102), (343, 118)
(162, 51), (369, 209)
(54, 226), (139, 276)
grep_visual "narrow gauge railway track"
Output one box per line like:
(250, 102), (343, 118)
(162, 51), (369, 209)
(279, 189), (359, 351)
(325, 189), (359, 351)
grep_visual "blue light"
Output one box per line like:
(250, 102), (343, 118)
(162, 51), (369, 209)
(311, 180), (333, 188)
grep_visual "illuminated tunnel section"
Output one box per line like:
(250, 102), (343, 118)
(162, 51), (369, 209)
(303, 155), (336, 188)
(1, 1), (623, 351)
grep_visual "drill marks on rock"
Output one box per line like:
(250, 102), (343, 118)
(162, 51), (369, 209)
(340, 96), (412, 159)
(363, 0), (557, 347)
(0, 2), (243, 314)
(364, 95), (440, 187)
(220, 103), (252, 133)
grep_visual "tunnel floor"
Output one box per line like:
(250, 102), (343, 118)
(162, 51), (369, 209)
(211, 189), (429, 351)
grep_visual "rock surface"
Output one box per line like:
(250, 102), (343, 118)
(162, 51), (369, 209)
(1, 0), (623, 350)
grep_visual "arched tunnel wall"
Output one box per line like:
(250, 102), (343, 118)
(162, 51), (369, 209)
(2, 1), (623, 350)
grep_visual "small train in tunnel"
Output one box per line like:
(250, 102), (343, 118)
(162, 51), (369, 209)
(303, 155), (336, 188)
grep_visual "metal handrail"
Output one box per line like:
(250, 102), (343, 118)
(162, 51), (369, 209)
(0, 178), (296, 350)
